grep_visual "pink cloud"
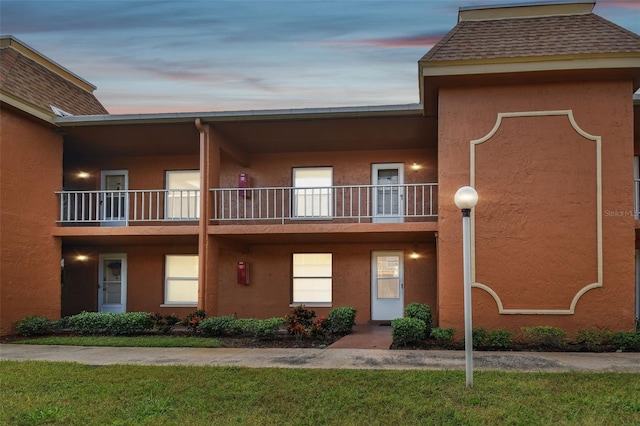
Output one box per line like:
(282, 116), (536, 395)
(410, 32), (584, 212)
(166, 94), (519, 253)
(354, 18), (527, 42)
(318, 34), (443, 48)
(598, 0), (640, 9)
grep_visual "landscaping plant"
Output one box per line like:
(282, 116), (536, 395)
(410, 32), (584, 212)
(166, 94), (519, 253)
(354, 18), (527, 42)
(520, 326), (567, 350)
(327, 306), (357, 336)
(391, 317), (426, 346)
(15, 315), (57, 337)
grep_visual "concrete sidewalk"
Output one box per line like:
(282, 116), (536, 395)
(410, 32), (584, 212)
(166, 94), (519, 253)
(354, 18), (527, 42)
(1, 344), (639, 372)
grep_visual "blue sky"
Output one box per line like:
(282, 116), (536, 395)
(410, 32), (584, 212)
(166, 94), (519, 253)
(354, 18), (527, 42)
(2, 0), (639, 114)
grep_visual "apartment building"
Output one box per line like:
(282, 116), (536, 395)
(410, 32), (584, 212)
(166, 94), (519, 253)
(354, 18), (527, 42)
(1, 1), (639, 335)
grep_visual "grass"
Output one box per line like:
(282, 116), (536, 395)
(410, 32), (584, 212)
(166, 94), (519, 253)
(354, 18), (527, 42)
(15, 335), (222, 348)
(1, 361), (639, 425)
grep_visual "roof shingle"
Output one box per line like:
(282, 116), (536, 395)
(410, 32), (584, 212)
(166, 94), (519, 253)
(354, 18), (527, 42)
(0, 46), (108, 115)
(421, 13), (640, 63)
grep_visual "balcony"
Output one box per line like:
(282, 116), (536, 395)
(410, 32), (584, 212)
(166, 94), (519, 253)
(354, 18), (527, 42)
(57, 190), (200, 224)
(210, 183), (438, 224)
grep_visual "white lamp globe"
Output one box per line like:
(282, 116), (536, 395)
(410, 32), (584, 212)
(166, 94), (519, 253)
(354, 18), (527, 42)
(454, 186), (478, 210)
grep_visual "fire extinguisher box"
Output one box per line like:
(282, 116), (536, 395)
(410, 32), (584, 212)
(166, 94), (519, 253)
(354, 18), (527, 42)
(237, 261), (249, 285)
(238, 174), (250, 198)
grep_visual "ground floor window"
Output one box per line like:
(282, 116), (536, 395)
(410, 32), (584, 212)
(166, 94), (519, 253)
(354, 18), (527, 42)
(292, 253), (332, 304)
(165, 255), (198, 305)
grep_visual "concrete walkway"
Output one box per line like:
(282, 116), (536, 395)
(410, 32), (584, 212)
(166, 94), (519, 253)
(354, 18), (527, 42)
(2, 344), (639, 372)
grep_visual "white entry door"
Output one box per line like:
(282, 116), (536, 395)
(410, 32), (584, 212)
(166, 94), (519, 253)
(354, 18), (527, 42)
(372, 164), (404, 223)
(371, 251), (404, 320)
(98, 254), (127, 313)
(100, 170), (128, 226)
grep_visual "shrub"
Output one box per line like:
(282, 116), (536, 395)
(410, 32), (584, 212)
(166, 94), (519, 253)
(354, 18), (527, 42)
(613, 331), (640, 351)
(199, 316), (236, 337)
(66, 312), (154, 335)
(521, 326), (567, 350)
(153, 313), (180, 334)
(183, 310), (207, 333)
(471, 327), (487, 348)
(231, 318), (261, 336)
(405, 303), (432, 335)
(575, 329), (614, 350)
(486, 329), (513, 350)
(253, 318), (284, 340)
(15, 315), (56, 336)
(285, 306), (317, 340)
(327, 306), (357, 336)
(391, 317), (426, 346)
(430, 327), (456, 343)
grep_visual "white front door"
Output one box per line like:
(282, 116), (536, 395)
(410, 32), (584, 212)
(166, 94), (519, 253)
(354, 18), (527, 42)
(371, 251), (404, 320)
(372, 164), (404, 223)
(100, 170), (128, 226)
(98, 254), (127, 313)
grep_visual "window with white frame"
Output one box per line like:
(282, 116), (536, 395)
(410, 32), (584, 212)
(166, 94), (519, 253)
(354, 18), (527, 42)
(165, 255), (198, 305)
(293, 167), (332, 218)
(166, 171), (200, 220)
(292, 253), (332, 304)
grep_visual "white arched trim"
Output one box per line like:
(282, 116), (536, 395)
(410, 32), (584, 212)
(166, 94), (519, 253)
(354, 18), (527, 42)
(470, 110), (602, 315)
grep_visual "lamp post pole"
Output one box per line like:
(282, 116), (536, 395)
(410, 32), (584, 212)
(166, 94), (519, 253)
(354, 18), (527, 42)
(454, 186), (478, 389)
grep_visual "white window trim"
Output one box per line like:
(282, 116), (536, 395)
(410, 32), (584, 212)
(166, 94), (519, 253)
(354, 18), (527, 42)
(164, 254), (198, 305)
(165, 170), (200, 221)
(292, 167), (333, 219)
(292, 253), (333, 305)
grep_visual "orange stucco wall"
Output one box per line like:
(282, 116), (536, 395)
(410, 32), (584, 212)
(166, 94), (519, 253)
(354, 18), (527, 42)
(220, 149), (437, 189)
(1, 109), (62, 335)
(437, 80), (636, 335)
(62, 244), (198, 317)
(215, 242), (437, 323)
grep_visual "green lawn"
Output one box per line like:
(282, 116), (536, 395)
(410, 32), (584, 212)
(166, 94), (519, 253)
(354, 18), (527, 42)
(15, 335), (222, 348)
(1, 361), (638, 425)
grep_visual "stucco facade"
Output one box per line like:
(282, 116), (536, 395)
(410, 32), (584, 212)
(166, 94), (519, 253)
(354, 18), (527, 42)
(1, 2), (639, 336)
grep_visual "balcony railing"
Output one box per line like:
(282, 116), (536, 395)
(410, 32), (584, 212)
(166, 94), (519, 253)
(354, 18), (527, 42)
(56, 190), (200, 223)
(211, 183), (437, 224)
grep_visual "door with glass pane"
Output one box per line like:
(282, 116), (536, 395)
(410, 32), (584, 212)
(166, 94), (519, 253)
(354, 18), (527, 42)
(372, 164), (404, 223)
(100, 170), (128, 226)
(98, 254), (127, 313)
(371, 251), (404, 320)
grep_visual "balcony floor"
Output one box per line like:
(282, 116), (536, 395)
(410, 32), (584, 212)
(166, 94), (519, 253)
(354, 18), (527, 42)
(53, 225), (198, 246)
(208, 221), (437, 244)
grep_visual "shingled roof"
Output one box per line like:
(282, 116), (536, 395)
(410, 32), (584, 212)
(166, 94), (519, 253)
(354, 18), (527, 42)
(420, 0), (640, 68)
(0, 37), (108, 116)
(421, 13), (640, 63)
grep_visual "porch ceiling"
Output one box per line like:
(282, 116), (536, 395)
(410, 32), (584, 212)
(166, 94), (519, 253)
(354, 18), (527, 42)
(60, 115), (437, 158)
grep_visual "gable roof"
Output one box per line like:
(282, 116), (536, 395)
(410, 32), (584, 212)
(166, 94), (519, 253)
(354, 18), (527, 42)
(421, 12), (640, 63)
(0, 36), (108, 117)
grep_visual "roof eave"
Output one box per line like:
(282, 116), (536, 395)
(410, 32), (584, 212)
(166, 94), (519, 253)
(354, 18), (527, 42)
(53, 103), (425, 127)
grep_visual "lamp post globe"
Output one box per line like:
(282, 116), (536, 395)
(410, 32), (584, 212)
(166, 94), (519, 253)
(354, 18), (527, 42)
(454, 186), (478, 210)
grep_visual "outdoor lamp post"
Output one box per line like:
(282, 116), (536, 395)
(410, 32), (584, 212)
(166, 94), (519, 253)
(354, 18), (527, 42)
(454, 185), (478, 388)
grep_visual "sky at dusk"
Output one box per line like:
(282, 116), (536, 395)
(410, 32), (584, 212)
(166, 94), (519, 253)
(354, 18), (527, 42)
(1, 0), (639, 114)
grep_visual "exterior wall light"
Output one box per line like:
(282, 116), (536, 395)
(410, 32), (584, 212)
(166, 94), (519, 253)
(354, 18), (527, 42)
(77, 171), (90, 179)
(454, 185), (478, 388)
(411, 163), (421, 171)
(76, 255), (89, 261)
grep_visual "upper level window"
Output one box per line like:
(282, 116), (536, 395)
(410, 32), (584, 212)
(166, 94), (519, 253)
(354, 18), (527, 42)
(166, 171), (200, 220)
(293, 167), (332, 218)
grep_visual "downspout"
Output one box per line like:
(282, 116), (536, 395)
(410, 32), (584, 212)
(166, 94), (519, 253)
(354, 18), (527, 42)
(195, 118), (208, 310)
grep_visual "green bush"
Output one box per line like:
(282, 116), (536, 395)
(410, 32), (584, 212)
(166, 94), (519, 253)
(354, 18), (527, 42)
(66, 312), (154, 335)
(575, 329), (614, 350)
(231, 318), (261, 336)
(471, 327), (487, 348)
(521, 326), (567, 350)
(199, 315), (236, 337)
(391, 317), (426, 346)
(253, 318), (284, 340)
(15, 315), (56, 336)
(430, 327), (456, 343)
(327, 306), (357, 336)
(486, 329), (513, 350)
(405, 303), (432, 335)
(612, 331), (640, 351)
